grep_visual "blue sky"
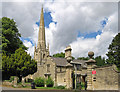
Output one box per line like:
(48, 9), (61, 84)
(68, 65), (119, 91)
(20, 11), (53, 46)
(36, 11), (108, 39)
(36, 11), (56, 28)
(77, 17), (108, 38)
(4, 2), (116, 58)
(21, 11), (108, 46)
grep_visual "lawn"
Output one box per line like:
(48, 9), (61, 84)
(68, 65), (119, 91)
(36, 87), (58, 89)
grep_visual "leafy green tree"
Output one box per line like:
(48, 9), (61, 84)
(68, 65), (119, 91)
(11, 48), (37, 80)
(53, 52), (75, 59)
(53, 52), (65, 58)
(95, 56), (106, 66)
(77, 57), (89, 60)
(1, 17), (36, 80)
(2, 51), (14, 79)
(106, 33), (120, 70)
(2, 48), (37, 80)
(1, 17), (27, 55)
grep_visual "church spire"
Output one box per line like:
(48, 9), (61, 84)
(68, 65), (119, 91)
(37, 6), (46, 50)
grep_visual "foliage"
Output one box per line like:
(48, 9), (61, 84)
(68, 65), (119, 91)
(0, 53), (1, 70)
(77, 57), (89, 60)
(46, 77), (54, 87)
(2, 48), (37, 80)
(76, 83), (81, 89)
(12, 48), (37, 78)
(34, 77), (45, 87)
(81, 82), (85, 90)
(95, 56), (106, 66)
(2, 51), (14, 79)
(1, 17), (27, 55)
(36, 87), (57, 89)
(53, 52), (65, 58)
(1, 17), (37, 80)
(106, 33), (120, 69)
(53, 52), (75, 59)
(54, 85), (65, 89)
(26, 78), (33, 83)
(9, 76), (15, 82)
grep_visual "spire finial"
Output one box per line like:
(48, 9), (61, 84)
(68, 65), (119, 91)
(37, 4), (46, 50)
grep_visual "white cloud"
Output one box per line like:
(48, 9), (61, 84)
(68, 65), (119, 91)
(44, 2), (118, 58)
(2, 1), (118, 58)
(2, 2), (43, 37)
(23, 40), (34, 57)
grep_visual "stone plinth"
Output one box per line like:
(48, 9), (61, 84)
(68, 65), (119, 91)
(86, 51), (96, 90)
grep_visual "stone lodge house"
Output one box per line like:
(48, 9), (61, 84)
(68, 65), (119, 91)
(25, 7), (119, 90)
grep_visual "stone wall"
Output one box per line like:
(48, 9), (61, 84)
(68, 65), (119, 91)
(2, 81), (13, 86)
(57, 72), (66, 86)
(92, 65), (119, 90)
(31, 57), (57, 86)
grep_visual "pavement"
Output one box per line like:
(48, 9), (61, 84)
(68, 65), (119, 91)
(0, 86), (74, 92)
(0, 86), (120, 92)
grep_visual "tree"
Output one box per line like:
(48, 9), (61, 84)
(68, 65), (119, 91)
(2, 51), (14, 79)
(95, 56), (106, 66)
(2, 48), (37, 80)
(11, 48), (37, 80)
(53, 52), (75, 59)
(1, 17), (27, 55)
(1, 17), (37, 80)
(106, 33), (120, 70)
(53, 52), (65, 58)
(77, 57), (89, 60)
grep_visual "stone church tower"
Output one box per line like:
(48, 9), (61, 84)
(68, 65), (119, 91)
(34, 7), (49, 67)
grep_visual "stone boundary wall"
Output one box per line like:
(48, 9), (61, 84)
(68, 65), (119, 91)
(92, 65), (119, 90)
(2, 81), (13, 86)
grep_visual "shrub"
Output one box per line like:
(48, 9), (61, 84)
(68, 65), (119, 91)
(34, 77), (45, 87)
(46, 77), (54, 87)
(54, 85), (65, 89)
(27, 78), (33, 83)
(9, 76), (15, 82)
(9, 76), (19, 82)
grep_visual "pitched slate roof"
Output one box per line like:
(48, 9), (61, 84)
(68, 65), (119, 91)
(51, 57), (68, 66)
(51, 57), (87, 67)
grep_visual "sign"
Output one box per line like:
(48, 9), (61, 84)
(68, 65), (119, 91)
(92, 70), (96, 74)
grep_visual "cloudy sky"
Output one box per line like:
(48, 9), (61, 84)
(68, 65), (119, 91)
(1, 0), (119, 58)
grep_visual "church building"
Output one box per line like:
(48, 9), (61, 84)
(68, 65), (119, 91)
(25, 7), (119, 90)
(30, 7), (87, 89)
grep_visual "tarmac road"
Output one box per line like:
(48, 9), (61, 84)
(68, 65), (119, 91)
(1, 86), (120, 92)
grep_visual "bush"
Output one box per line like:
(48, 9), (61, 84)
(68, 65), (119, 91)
(9, 76), (15, 82)
(34, 77), (45, 87)
(27, 78), (33, 83)
(54, 85), (65, 89)
(9, 76), (19, 82)
(46, 77), (54, 87)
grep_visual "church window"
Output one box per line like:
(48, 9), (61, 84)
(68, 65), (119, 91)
(47, 64), (50, 72)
